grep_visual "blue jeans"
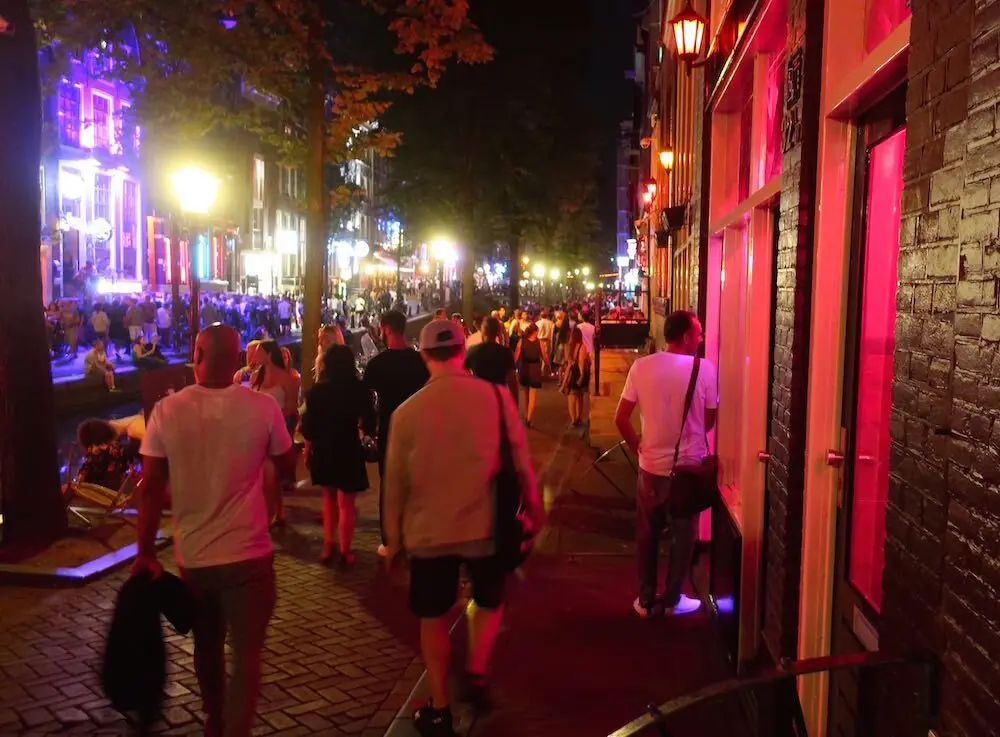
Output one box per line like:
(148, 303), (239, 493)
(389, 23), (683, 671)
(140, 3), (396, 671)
(636, 470), (699, 607)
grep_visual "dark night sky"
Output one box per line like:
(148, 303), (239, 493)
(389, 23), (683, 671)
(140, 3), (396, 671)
(587, 0), (636, 248)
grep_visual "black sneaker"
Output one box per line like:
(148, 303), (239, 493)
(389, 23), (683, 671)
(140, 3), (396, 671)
(413, 700), (455, 737)
(461, 671), (493, 714)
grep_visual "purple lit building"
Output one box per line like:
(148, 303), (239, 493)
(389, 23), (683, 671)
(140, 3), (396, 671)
(39, 37), (144, 303)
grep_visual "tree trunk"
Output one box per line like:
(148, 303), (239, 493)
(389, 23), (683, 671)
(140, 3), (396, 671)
(301, 14), (325, 392)
(508, 231), (521, 308)
(0, 0), (69, 543)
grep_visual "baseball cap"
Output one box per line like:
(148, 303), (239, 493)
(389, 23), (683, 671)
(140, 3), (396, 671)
(420, 319), (466, 350)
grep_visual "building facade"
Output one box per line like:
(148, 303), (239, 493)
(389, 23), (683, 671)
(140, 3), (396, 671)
(637, 0), (1000, 734)
(40, 40), (144, 303)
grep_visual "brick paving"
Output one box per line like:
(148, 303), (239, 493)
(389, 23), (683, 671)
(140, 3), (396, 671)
(0, 490), (423, 736)
(1, 380), (570, 737)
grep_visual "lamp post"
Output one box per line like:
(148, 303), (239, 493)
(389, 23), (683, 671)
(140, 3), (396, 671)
(171, 166), (220, 361)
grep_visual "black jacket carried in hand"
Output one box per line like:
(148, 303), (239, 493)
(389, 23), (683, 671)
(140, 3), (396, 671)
(101, 571), (195, 727)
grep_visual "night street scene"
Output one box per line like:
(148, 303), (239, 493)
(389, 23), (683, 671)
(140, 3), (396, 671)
(0, 0), (988, 735)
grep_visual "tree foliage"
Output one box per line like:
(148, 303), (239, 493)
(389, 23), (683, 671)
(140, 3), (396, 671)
(383, 0), (606, 288)
(31, 0), (492, 198)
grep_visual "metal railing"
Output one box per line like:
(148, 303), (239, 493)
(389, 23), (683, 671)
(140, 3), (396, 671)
(608, 651), (939, 737)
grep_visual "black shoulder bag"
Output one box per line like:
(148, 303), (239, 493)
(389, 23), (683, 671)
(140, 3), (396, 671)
(669, 358), (720, 518)
(492, 386), (532, 572)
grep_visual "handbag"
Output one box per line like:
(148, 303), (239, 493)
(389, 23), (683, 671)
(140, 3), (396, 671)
(492, 386), (532, 572)
(668, 357), (720, 518)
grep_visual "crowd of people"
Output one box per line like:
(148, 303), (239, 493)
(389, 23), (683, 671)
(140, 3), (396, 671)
(68, 285), (719, 737)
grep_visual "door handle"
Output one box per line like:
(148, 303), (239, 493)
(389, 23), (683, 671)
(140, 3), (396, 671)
(827, 450), (845, 467)
(757, 451), (771, 462)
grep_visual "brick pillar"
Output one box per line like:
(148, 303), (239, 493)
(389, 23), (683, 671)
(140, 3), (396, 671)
(884, 0), (1000, 734)
(761, 0), (824, 662)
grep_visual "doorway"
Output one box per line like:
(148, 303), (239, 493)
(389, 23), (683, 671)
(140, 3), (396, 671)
(827, 88), (906, 737)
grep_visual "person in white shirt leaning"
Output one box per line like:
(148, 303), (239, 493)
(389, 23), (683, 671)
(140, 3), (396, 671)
(614, 310), (718, 619)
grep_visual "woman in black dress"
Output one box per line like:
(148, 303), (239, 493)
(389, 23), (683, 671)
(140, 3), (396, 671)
(514, 322), (544, 427)
(301, 344), (377, 566)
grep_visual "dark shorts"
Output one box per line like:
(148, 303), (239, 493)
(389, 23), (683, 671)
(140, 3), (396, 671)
(409, 554), (505, 619)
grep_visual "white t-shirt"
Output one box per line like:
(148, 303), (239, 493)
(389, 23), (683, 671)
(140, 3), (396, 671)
(140, 384), (293, 568)
(537, 318), (554, 341)
(278, 300), (292, 319)
(91, 311), (110, 333)
(620, 352), (718, 476)
(578, 321), (596, 355)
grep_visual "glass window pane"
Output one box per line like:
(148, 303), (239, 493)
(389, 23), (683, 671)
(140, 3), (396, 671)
(864, 0), (911, 54)
(849, 127), (906, 613)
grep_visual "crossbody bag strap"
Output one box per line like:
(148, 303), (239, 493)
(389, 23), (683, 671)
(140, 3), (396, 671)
(672, 357), (701, 467)
(492, 385), (513, 463)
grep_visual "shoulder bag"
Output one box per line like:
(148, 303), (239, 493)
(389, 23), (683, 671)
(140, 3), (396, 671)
(492, 386), (532, 571)
(669, 358), (720, 518)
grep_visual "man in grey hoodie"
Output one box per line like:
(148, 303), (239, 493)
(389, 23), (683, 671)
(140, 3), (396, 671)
(382, 319), (544, 737)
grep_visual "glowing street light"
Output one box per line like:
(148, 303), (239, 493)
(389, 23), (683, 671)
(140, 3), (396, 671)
(521, 255), (530, 265)
(582, 266), (591, 276)
(549, 267), (561, 281)
(531, 263), (546, 279)
(171, 167), (220, 215)
(430, 237), (458, 264)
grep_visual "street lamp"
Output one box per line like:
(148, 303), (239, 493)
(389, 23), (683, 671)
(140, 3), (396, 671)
(582, 266), (591, 276)
(531, 263), (546, 279)
(660, 149), (675, 171)
(171, 166), (220, 361)
(549, 267), (561, 281)
(430, 237), (457, 303)
(669, 1), (708, 65)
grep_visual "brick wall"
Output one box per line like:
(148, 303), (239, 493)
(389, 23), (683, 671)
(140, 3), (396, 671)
(884, 0), (1000, 734)
(759, 0), (824, 663)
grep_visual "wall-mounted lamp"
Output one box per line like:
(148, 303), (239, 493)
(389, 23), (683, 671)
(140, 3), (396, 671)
(669, 1), (709, 67)
(659, 149), (675, 171)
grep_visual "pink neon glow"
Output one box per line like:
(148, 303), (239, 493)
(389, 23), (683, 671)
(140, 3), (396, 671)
(864, 0), (911, 54)
(849, 127), (906, 613)
(764, 51), (784, 182)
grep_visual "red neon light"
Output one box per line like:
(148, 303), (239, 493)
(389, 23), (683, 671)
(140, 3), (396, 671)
(848, 127), (906, 614)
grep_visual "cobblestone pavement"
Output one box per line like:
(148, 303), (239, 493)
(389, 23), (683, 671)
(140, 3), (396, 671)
(0, 490), (421, 736)
(1, 382), (572, 737)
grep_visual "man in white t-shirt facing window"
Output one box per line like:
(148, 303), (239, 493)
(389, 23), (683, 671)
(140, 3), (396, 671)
(615, 310), (717, 618)
(133, 324), (296, 737)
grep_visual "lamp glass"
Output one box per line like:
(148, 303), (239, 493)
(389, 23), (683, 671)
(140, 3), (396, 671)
(670, 2), (707, 62)
(172, 167), (220, 214)
(660, 150), (675, 171)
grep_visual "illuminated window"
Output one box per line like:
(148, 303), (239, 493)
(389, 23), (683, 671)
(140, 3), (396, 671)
(92, 94), (112, 150)
(58, 83), (81, 147)
(253, 156), (266, 205)
(94, 174), (111, 220)
(848, 128), (907, 613)
(864, 0), (911, 54)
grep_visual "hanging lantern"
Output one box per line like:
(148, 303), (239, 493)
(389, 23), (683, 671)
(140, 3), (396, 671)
(659, 149), (675, 171)
(669, 1), (708, 64)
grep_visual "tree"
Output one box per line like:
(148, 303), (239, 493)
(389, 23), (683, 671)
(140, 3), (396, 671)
(383, 0), (608, 313)
(0, 0), (488, 542)
(0, 0), (68, 543)
(33, 0), (491, 385)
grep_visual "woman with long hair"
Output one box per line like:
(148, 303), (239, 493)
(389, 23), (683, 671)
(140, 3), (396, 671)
(514, 321), (544, 427)
(301, 344), (377, 565)
(560, 326), (591, 426)
(253, 341), (300, 526)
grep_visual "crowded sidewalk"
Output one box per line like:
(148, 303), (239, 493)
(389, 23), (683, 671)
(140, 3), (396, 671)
(388, 352), (738, 737)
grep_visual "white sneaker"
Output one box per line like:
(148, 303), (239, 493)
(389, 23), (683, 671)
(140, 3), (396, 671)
(377, 544), (389, 558)
(664, 594), (702, 616)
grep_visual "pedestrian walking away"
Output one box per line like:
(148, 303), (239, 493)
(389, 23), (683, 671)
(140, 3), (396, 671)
(133, 324), (297, 737)
(382, 319), (545, 737)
